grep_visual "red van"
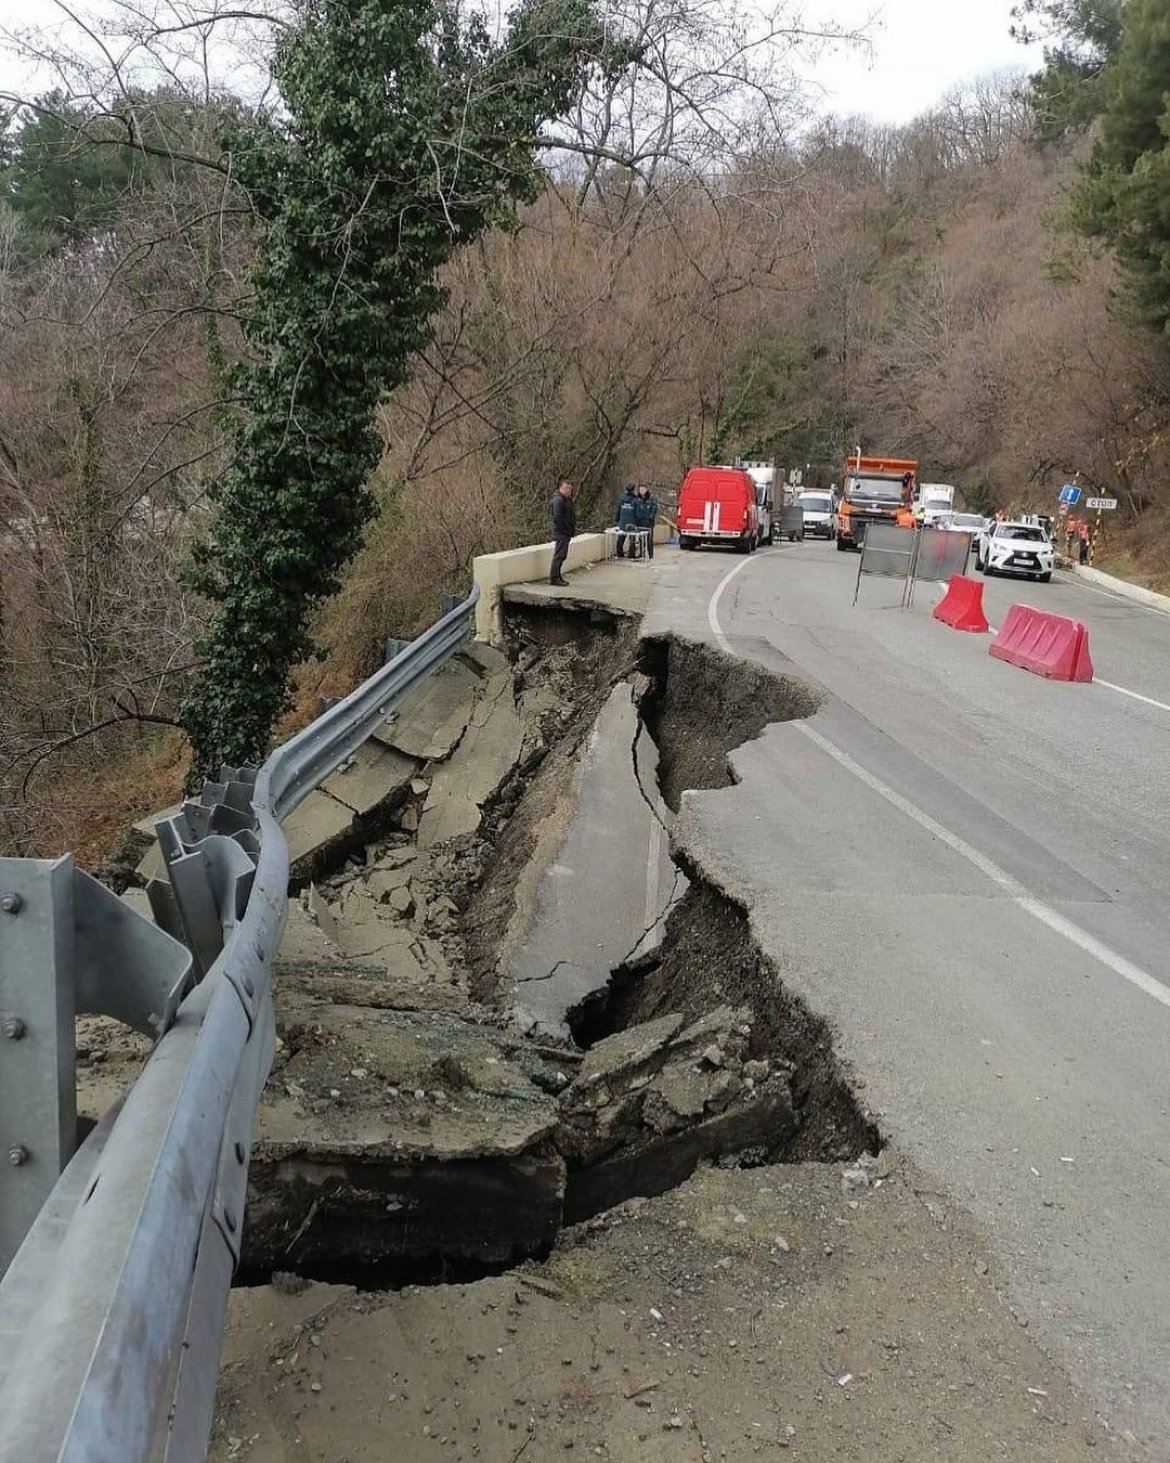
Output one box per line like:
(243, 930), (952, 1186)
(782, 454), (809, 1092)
(677, 466), (765, 553)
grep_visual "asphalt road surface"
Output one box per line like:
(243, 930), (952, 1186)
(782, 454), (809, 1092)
(643, 542), (1170, 1447)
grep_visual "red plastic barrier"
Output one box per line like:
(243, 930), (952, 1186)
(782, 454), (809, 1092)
(989, 603), (1094, 683)
(933, 575), (989, 633)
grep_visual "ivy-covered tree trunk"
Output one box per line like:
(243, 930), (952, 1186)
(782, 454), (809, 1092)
(181, 0), (598, 778)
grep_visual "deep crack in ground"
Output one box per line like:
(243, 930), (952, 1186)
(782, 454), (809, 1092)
(238, 605), (878, 1287)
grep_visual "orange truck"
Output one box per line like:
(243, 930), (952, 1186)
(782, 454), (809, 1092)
(835, 453), (917, 552)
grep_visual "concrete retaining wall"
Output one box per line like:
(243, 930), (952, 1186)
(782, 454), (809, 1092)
(474, 526), (670, 643)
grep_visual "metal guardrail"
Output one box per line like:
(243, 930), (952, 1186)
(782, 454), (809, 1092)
(0, 587), (479, 1462)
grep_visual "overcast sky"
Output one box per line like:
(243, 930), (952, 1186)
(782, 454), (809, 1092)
(807, 0), (1043, 123)
(1, 0), (1044, 125)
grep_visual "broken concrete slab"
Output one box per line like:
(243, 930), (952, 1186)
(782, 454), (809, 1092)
(329, 919), (433, 983)
(576, 1012), (684, 1087)
(509, 683), (679, 1036)
(643, 1060), (713, 1126)
(244, 983), (566, 1272)
(118, 885), (154, 920)
(458, 641), (509, 678)
(132, 803), (182, 838)
(283, 788), (356, 871)
(322, 740), (417, 816)
(418, 666), (525, 849)
(384, 884), (414, 917)
(674, 1004), (754, 1058)
(307, 883), (340, 946)
(365, 862), (415, 900)
(563, 1082), (795, 1223)
(558, 1006), (778, 1191)
(372, 657), (479, 761)
(279, 897), (339, 963)
(411, 933), (451, 983)
(135, 840), (167, 885)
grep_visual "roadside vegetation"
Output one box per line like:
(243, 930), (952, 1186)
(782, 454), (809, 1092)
(0, 0), (1166, 858)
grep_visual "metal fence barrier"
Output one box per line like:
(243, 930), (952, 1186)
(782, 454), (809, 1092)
(0, 587), (479, 1463)
(853, 525), (971, 608)
(905, 527), (972, 608)
(853, 522), (917, 605)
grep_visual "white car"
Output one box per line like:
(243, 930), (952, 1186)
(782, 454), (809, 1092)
(975, 521), (1054, 582)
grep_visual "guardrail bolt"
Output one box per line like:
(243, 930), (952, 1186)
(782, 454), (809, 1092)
(2, 1017), (26, 1040)
(0, 892), (22, 915)
(8, 1145), (29, 1167)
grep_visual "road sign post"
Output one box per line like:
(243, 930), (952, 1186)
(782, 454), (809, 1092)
(1083, 498), (1116, 565)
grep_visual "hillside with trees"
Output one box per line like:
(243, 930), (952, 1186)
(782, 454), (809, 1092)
(0, 0), (1165, 859)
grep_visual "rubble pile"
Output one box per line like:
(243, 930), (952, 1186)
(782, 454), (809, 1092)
(242, 995), (797, 1274)
(558, 1006), (797, 1221)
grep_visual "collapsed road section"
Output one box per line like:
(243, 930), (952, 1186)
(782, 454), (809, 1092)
(121, 601), (872, 1282)
(197, 591), (1117, 1462)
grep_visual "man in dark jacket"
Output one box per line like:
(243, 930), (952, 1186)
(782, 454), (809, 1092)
(550, 478), (576, 586)
(614, 483), (638, 557)
(633, 483), (658, 559)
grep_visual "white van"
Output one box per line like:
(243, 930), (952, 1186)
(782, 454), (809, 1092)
(795, 490), (835, 540)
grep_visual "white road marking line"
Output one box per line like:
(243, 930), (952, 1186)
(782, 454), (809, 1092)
(707, 561), (1170, 1014)
(707, 556), (756, 653)
(1095, 679), (1170, 714)
(794, 722), (1170, 1013)
(938, 589), (1170, 715)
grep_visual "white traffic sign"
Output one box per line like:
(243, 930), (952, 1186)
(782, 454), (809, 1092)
(1086, 497), (1118, 510)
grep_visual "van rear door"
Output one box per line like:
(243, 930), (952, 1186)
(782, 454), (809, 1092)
(679, 468), (754, 540)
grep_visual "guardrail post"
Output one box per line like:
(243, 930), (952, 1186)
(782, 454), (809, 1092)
(0, 857), (77, 1274)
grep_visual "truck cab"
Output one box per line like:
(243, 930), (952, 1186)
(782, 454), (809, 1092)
(915, 483), (956, 524)
(835, 455), (917, 551)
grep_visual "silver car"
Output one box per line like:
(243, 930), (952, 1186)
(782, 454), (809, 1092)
(941, 512), (988, 536)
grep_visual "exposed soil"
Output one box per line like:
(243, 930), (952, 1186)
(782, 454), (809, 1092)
(575, 884), (879, 1166)
(211, 1158), (1123, 1463)
(639, 636), (820, 811)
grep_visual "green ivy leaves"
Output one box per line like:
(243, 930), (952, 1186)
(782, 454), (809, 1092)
(181, 0), (600, 778)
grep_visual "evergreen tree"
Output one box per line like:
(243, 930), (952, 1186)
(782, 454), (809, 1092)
(1011, 0), (1124, 142)
(1, 91), (212, 254)
(1072, 0), (1170, 332)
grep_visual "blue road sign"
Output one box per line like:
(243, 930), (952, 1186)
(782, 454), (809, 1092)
(1059, 484), (1081, 505)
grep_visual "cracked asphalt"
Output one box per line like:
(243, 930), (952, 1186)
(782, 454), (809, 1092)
(643, 540), (1170, 1447)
